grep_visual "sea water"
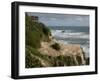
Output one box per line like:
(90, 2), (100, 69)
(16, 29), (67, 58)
(49, 26), (89, 57)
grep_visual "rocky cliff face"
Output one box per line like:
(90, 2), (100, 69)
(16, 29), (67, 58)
(38, 41), (86, 66)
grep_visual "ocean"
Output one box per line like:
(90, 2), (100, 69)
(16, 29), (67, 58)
(48, 26), (89, 57)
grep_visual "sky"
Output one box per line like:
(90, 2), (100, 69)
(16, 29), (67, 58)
(27, 12), (89, 27)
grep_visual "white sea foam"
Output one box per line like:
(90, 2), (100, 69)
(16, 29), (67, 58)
(51, 30), (89, 39)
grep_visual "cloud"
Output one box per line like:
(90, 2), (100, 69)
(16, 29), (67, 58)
(27, 12), (89, 26)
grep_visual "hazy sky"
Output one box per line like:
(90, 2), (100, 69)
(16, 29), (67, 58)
(27, 12), (89, 26)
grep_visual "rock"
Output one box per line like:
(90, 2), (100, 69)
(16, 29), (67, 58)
(38, 41), (86, 66)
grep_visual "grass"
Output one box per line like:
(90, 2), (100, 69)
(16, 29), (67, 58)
(25, 48), (43, 68)
(25, 14), (51, 48)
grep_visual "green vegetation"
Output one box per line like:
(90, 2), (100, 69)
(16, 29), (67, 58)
(25, 14), (52, 68)
(51, 43), (60, 50)
(25, 14), (51, 48)
(25, 48), (43, 68)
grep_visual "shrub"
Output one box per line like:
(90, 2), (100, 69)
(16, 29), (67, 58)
(39, 23), (51, 36)
(25, 48), (43, 68)
(51, 43), (60, 50)
(25, 14), (51, 48)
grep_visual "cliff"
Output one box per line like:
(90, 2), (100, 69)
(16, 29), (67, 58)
(39, 41), (86, 66)
(25, 14), (87, 68)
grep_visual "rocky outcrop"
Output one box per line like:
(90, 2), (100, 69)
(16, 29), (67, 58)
(38, 41), (86, 66)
